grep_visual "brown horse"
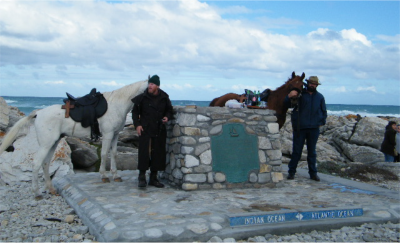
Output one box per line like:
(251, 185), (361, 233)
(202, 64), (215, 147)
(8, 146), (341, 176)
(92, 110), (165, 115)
(209, 71), (305, 129)
(209, 93), (246, 107)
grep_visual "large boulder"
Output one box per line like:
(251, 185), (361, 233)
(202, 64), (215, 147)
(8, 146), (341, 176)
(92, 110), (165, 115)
(333, 136), (384, 163)
(0, 124), (74, 184)
(68, 125), (139, 172)
(0, 97), (9, 131)
(106, 146), (138, 171)
(8, 106), (26, 128)
(118, 125), (139, 148)
(322, 116), (357, 141)
(0, 97), (25, 146)
(66, 137), (99, 169)
(327, 116), (392, 163)
(280, 112), (390, 165)
(349, 117), (387, 149)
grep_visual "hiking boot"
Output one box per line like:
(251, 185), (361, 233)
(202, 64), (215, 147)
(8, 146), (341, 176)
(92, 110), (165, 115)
(287, 174), (295, 180)
(138, 174), (147, 188)
(148, 175), (165, 188)
(310, 174), (320, 181)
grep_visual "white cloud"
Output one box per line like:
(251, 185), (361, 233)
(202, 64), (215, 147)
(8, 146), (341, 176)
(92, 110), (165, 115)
(184, 83), (194, 88)
(307, 28), (371, 47)
(163, 83), (194, 91)
(202, 84), (218, 91)
(340, 28), (372, 47)
(356, 86), (377, 93)
(376, 34), (400, 44)
(44, 80), (65, 85)
(216, 5), (252, 15)
(231, 84), (259, 92)
(101, 81), (124, 86)
(333, 86), (347, 93)
(0, 0), (398, 105)
(0, 0), (396, 81)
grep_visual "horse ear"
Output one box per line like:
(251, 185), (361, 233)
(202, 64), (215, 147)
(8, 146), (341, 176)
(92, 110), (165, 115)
(301, 72), (305, 79)
(292, 71), (296, 78)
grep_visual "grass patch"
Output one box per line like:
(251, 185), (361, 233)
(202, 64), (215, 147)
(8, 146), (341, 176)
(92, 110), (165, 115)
(318, 162), (399, 182)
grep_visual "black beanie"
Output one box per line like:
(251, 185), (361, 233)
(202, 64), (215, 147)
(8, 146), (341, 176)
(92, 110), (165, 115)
(148, 75), (160, 86)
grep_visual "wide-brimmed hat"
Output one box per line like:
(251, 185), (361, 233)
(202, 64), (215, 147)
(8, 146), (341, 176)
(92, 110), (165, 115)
(306, 76), (321, 85)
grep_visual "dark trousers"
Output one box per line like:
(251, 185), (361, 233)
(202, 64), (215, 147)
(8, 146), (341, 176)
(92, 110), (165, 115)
(138, 133), (167, 172)
(288, 128), (320, 176)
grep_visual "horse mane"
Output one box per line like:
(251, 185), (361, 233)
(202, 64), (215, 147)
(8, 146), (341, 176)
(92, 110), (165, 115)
(273, 76), (295, 93)
(102, 80), (147, 103)
(267, 75), (299, 100)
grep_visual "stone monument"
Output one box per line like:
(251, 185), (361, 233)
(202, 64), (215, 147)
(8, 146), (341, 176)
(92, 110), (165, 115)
(162, 106), (284, 190)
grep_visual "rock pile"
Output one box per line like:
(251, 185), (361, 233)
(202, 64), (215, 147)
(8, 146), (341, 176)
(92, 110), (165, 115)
(207, 221), (400, 242)
(280, 110), (400, 165)
(1, 98), (399, 186)
(0, 182), (94, 242)
(1, 98), (399, 242)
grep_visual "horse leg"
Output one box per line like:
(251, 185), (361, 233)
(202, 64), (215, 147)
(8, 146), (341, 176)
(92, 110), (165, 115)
(42, 142), (59, 195)
(99, 136), (112, 183)
(32, 146), (53, 200)
(109, 134), (122, 182)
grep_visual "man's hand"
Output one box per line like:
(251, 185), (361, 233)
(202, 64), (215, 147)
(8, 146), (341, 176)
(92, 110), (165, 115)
(288, 90), (299, 98)
(136, 125), (144, 136)
(162, 117), (168, 124)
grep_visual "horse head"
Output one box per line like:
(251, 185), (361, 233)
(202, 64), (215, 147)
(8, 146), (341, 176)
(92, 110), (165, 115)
(287, 71), (305, 106)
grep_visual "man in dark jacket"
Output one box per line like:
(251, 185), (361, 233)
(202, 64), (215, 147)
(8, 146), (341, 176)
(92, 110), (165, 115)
(131, 75), (173, 188)
(284, 76), (327, 181)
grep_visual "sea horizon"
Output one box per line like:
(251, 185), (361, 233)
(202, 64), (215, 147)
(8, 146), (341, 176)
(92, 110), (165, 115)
(2, 95), (400, 118)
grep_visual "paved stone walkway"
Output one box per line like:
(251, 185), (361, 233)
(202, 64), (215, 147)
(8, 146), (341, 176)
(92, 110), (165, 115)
(53, 168), (400, 242)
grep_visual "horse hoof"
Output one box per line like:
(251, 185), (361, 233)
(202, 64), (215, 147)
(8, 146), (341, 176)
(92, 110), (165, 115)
(102, 178), (111, 183)
(35, 195), (43, 201)
(114, 177), (123, 182)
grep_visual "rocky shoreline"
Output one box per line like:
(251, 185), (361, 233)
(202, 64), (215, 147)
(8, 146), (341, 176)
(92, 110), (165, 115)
(1, 97), (399, 242)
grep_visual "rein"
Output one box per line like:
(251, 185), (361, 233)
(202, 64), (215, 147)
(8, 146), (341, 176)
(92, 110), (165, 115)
(290, 87), (303, 136)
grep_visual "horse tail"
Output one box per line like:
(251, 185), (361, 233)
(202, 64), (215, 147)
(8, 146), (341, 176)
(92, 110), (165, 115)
(209, 98), (219, 107)
(0, 110), (38, 155)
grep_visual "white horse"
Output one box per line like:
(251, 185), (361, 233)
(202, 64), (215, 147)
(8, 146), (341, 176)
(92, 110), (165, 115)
(0, 79), (148, 199)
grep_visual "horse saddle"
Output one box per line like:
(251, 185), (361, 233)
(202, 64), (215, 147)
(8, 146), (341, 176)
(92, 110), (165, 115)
(260, 89), (271, 102)
(62, 88), (108, 141)
(244, 89), (271, 102)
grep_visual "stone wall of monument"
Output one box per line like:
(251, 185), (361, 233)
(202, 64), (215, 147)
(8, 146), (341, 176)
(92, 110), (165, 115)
(161, 106), (284, 191)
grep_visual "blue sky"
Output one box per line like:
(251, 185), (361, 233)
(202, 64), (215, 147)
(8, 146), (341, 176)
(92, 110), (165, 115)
(0, 0), (399, 105)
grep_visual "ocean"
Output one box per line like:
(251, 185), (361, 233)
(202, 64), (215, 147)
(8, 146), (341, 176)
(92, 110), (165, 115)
(2, 96), (400, 118)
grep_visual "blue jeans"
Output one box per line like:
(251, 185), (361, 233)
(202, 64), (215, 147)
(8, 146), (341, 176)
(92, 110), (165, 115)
(288, 128), (320, 176)
(384, 153), (395, 162)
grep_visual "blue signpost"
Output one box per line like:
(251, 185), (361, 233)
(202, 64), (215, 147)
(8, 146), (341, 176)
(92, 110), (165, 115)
(229, 208), (364, 227)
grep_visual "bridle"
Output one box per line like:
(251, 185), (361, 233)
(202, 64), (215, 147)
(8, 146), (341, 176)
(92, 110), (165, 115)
(290, 82), (306, 135)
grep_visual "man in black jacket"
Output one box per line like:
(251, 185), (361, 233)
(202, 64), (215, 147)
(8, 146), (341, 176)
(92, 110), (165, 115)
(283, 76), (327, 181)
(131, 75), (173, 188)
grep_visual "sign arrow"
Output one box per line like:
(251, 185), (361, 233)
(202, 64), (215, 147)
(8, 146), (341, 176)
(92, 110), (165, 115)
(296, 213), (303, 221)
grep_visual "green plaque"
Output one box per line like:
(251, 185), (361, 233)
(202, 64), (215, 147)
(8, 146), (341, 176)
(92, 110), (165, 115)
(211, 123), (259, 183)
